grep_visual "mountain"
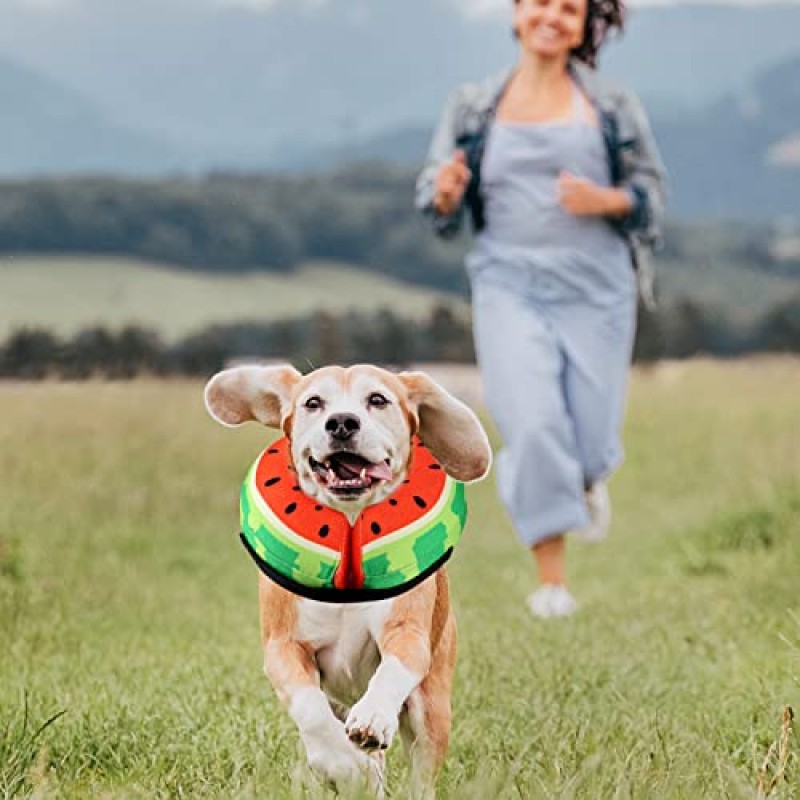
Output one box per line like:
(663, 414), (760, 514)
(0, 55), (185, 175)
(601, 3), (800, 113)
(286, 127), (432, 173)
(2, 1), (800, 218)
(656, 54), (800, 218)
(295, 53), (800, 220)
(2, 0), (800, 161)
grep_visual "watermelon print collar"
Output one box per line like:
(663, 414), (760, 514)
(239, 437), (468, 603)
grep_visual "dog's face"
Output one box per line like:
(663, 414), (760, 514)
(205, 363), (492, 514)
(289, 366), (415, 512)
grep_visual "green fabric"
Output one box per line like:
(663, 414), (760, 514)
(240, 464), (338, 588)
(240, 461), (467, 593)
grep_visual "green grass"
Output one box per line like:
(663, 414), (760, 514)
(0, 256), (467, 342)
(1, 360), (799, 799)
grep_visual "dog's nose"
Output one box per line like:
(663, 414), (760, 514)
(325, 413), (361, 441)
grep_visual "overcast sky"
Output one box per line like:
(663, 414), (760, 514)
(4, 0), (800, 154)
(9, 0), (800, 11)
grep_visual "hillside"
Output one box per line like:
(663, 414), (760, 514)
(656, 55), (800, 218)
(0, 256), (468, 342)
(0, 56), (182, 175)
(1, 172), (799, 327)
(0, 249), (798, 351)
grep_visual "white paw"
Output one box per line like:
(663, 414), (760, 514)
(307, 740), (381, 791)
(345, 696), (399, 751)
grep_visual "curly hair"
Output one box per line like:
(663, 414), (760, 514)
(513, 0), (626, 68)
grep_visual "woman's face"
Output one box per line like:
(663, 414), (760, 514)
(513, 0), (587, 61)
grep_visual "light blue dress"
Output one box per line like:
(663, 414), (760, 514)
(466, 84), (637, 546)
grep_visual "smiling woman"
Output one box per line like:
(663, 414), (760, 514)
(416, 0), (667, 618)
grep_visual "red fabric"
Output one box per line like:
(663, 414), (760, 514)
(334, 519), (366, 590)
(253, 437), (446, 591)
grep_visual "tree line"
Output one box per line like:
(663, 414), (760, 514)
(0, 306), (472, 379)
(3, 295), (800, 380)
(0, 168), (468, 292)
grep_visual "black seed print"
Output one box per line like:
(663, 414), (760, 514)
(429, 464), (442, 470)
(285, 503), (297, 514)
(413, 496), (427, 509)
(403, 480), (410, 485)
(292, 486), (301, 492)
(315, 505), (323, 511)
(389, 499), (398, 507)
(268, 448), (279, 454)
(371, 522), (381, 535)
(319, 525), (330, 538)
(264, 477), (281, 487)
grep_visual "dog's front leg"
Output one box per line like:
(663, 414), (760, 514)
(265, 638), (382, 792)
(345, 616), (431, 752)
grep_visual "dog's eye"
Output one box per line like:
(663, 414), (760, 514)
(367, 393), (389, 408)
(304, 395), (324, 411)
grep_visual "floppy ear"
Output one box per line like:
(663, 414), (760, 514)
(204, 365), (302, 429)
(397, 371), (492, 483)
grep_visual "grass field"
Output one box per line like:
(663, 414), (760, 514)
(1, 360), (798, 799)
(0, 256), (467, 342)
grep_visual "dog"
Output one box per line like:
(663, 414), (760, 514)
(204, 363), (491, 797)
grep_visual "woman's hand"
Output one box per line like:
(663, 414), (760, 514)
(434, 150), (472, 215)
(558, 172), (633, 218)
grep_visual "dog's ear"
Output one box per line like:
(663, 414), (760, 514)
(397, 371), (492, 483)
(204, 365), (302, 429)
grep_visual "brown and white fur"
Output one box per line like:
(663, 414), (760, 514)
(205, 364), (491, 797)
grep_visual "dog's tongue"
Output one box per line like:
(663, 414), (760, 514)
(334, 454), (393, 481)
(365, 461), (393, 481)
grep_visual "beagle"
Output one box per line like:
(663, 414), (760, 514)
(205, 364), (491, 797)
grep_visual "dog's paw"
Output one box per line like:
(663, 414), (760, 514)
(307, 740), (379, 791)
(345, 697), (399, 751)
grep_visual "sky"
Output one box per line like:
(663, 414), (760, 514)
(9, 0), (800, 10)
(3, 0), (800, 154)
(460, 0), (800, 10)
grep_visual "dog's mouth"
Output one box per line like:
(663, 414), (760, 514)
(309, 452), (394, 497)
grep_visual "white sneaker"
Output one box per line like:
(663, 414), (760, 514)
(573, 482), (611, 543)
(526, 584), (578, 618)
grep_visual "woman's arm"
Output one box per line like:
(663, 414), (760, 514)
(558, 172), (635, 217)
(611, 89), (668, 247)
(415, 88), (468, 239)
(556, 85), (667, 246)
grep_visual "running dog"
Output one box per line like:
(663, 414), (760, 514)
(204, 364), (491, 797)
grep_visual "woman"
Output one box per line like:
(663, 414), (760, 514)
(416, 0), (667, 617)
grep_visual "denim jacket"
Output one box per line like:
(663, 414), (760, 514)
(415, 60), (668, 307)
